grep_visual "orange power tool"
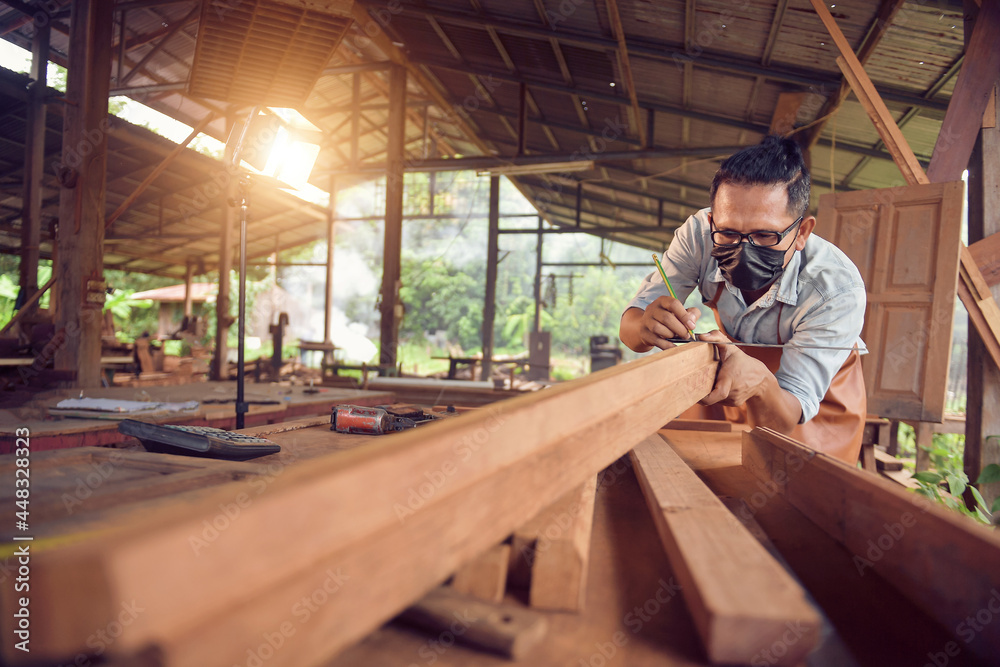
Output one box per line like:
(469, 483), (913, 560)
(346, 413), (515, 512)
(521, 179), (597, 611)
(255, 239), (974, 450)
(331, 404), (444, 435)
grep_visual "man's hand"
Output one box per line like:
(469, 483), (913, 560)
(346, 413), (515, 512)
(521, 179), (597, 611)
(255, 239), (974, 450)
(619, 297), (701, 352)
(699, 330), (770, 406)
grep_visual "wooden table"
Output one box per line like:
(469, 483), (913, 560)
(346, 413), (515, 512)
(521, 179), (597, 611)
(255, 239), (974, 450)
(5, 418), (971, 666)
(0, 382), (393, 454)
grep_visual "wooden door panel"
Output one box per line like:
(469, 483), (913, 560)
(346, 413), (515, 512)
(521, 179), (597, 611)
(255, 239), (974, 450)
(819, 181), (964, 421)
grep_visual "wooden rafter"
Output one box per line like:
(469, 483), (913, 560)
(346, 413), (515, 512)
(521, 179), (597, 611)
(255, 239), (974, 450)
(801, 0), (907, 148)
(605, 0), (645, 146)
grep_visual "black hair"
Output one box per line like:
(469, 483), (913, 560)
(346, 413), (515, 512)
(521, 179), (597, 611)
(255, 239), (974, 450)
(710, 135), (810, 217)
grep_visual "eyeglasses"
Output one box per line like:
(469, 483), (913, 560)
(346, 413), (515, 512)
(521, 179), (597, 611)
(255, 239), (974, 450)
(710, 215), (803, 248)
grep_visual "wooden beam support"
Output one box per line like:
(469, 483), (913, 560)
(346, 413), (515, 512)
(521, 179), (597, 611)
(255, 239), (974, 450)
(526, 476), (597, 612)
(605, 0), (645, 146)
(481, 176), (499, 379)
(18, 22), (48, 309)
(105, 113), (215, 230)
(965, 41), (1000, 510)
(54, 0), (114, 389)
(632, 433), (821, 665)
(926, 0), (1000, 183)
(451, 543), (510, 603)
(742, 427), (1000, 665)
(379, 65), (406, 369)
(6, 344), (717, 666)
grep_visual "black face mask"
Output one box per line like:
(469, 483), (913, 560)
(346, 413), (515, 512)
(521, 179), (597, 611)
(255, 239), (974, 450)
(711, 242), (788, 292)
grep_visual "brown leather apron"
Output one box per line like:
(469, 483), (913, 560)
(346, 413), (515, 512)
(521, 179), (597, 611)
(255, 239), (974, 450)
(684, 283), (866, 464)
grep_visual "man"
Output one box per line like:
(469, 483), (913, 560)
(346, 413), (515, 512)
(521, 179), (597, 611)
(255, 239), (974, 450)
(619, 136), (867, 463)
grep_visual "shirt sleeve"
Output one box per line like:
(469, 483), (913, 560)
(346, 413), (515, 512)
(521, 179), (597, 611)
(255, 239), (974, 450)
(625, 210), (709, 313)
(775, 284), (867, 423)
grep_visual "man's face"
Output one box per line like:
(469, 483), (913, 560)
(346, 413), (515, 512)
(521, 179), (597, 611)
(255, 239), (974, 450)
(711, 183), (814, 268)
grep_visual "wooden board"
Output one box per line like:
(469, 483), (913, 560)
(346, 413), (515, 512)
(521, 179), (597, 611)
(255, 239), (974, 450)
(630, 434), (820, 665)
(818, 181), (964, 421)
(2, 343), (716, 666)
(742, 427), (1000, 665)
(0, 446), (263, 527)
(969, 232), (1000, 289)
(452, 543), (511, 603)
(526, 477), (598, 612)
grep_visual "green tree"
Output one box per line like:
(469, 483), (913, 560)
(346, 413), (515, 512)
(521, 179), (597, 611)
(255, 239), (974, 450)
(399, 256), (484, 351)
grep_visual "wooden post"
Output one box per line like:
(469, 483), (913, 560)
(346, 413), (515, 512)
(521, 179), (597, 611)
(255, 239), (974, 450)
(18, 22), (48, 313)
(481, 176), (499, 380)
(324, 176), (337, 345)
(351, 72), (360, 167)
(517, 81), (527, 156)
(212, 119), (236, 381)
(54, 0), (113, 388)
(534, 215), (543, 334)
(182, 260), (193, 318)
(964, 0), (1000, 510)
(379, 65), (406, 368)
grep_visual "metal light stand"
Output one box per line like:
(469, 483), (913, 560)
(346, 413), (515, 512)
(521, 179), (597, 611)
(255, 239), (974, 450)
(235, 173), (252, 429)
(226, 106), (261, 430)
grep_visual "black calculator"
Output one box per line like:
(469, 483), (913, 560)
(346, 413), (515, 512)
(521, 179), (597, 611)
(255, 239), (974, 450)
(118, 420), (281, 461)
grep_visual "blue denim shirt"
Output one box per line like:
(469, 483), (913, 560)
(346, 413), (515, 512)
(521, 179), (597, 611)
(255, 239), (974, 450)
(627, 208), (867, 423)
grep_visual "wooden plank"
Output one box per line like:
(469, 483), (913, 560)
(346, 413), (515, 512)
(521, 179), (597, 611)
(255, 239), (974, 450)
(834, 55), (929, 186)
(874, 448), (903, 471)
(818, 181), (964, 421)
(630, 434), (821, 665)
(742, 427), (1000, 665)
(959, 247), (1000, 370)
(664, 418), (733, 432)
(399, 587), (548, 660)
(969, 232), (1000, 288)
(769, 91), (807, 135)
(3, 343), (717, 666)
(926, 0), (1000, 182)
(527, 476), (597, 612)
(451, 543), (510, 603)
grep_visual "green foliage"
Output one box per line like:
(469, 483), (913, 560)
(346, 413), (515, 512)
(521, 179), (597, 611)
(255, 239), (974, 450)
(398, 256), (484, 352)
(909, 434), (995, 526)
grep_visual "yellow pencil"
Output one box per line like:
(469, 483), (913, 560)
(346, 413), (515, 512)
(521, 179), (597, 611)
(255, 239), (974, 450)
(652, 253), (695, 340)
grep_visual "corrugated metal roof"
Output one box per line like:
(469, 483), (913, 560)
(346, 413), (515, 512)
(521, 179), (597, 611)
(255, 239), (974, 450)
(0, 0), (975, 261)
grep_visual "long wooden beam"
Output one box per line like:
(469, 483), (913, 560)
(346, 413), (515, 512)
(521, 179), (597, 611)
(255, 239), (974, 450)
(633, 433), (820, 665)
(742, 427), (1000, 665)
(5, 344), (717, 666)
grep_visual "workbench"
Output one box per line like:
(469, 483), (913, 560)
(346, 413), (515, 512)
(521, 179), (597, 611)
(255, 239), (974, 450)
(0, 381), (393, 454)
(6, 417), (988, 666)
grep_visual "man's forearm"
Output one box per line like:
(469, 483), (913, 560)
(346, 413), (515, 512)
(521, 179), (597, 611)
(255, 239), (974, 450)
(746, 373), (802, 435)
(619, 308), (652, 353)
